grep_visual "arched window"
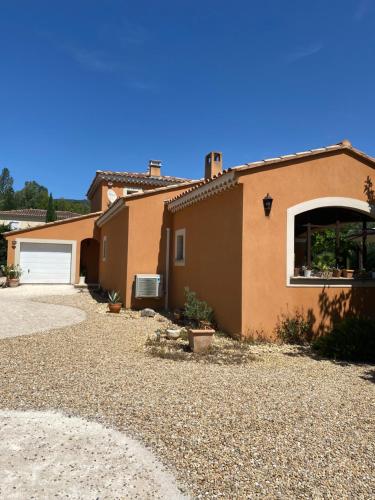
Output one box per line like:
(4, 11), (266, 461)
(286, 198), (375, 285)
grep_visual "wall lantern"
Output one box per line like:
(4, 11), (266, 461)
(11, 240), (17, 249)
(263, 193), (273, 216)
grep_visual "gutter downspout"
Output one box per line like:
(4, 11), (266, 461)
(165, 227), (170, 311)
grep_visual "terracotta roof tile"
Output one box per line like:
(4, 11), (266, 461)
(86, 169), (191, 198)
(0, 209), (81, 220)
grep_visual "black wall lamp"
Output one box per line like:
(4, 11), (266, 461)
(263, 193), (273, 216)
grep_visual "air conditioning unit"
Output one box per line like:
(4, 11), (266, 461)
(135, 274), (163, 298)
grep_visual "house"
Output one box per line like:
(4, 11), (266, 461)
(0, 209), (81, 231)
(4, 141), (375, 338)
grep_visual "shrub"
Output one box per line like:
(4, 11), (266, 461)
(313, 317), (375, 362)
(274, 309), (312, 344)
(184, 287), (213, 327)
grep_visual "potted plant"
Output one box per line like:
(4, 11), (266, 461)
(332, 267), (341, 278)
(79, 267), (86, 285)
(184, 287), (215, 353)
(1, 264), (22, 287)
(294, 267), (301, 277)
(303, 266), (312, 278)
(342, 269), (354, 278)
(107, 290), (122, 313)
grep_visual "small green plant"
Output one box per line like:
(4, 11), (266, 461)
(313, 317), (375, 362)
(108, 290), (121, 304)
(184, 287), (214, 328)
(274, 309), (312, 344)
(1, 264), (22, 279)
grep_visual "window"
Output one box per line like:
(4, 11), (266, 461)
(174, 229), (186, 266)
(123, 187), (143, 196)
(102, 236), (107, 262)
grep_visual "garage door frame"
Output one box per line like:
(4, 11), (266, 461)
(15, 238), (77, 284)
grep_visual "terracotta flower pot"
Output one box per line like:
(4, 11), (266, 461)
(294, 267), (301, 277)
(7, 278), (20, 288)
(332, 268), (341, 278)
(342, 269), (354, 278)
(108, 303), (122, 313)
(188, 328), (215, 353)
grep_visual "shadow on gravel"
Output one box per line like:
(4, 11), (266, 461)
(361, 369), (375, 384)
(283, 346), (375, 382)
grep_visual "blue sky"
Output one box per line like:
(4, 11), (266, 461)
(0, 0), (374, 198)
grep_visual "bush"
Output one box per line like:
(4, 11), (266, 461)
(313, 317), (375, 362)
(275, 309), (312, 344)
(184, 287), (213, 327)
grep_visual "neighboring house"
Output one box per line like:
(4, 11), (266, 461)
(4, 143), (375, 338)
(0, 209), (81, 231)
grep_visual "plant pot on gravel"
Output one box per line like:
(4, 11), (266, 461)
(183, 287), (215, 353)
(188, 328), (215, 353)
(1, 264), (22, 287)
(107, 290), (122, 314)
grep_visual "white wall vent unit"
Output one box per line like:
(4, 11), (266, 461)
(135, 274), (163, 298)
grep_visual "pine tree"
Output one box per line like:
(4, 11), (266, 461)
(0, 167), (14, 210)
(46, 193), (57, 222)
(2, 188), (15, 210)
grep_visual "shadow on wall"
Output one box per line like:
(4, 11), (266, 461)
(364, 175), (375, 205)
(304, 285), (375, 337)
(303, 175), (375, 335)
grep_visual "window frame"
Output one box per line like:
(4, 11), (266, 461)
(102, 235), (107, 262)
(174, 228), (186, 266)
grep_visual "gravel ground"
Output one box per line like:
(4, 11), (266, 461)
(0, 293), (374, 498)
(0, 410), (186, 499)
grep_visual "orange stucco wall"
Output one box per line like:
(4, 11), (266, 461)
(99, 185), (196, 308)
(240, 150), (375, 338)
(5, 214), (100, 284)
(99, 208), (129, 300)
(169, 186), (244, 334)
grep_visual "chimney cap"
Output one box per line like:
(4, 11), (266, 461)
(149, 159), (162, 167)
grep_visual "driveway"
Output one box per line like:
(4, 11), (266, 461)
(0, 410), (186, 499)
(0, 285), (86, 339)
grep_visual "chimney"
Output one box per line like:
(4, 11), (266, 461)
(149, 160), (162, 177)
(205, 152), (223, 180)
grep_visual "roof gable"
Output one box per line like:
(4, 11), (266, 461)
(86, 170), (191, 198)
(168, 140), (375, 212)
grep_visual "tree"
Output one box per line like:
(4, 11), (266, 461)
(0, 223), (11, 266)
(15, 180), (49, 209)
(0, 167), (14, 210)
(2, 187), (16, 210)
(46, 193), (57, 222)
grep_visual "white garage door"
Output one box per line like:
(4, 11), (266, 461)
(19, 242), (72, 284)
